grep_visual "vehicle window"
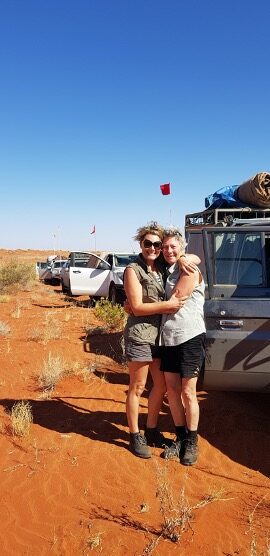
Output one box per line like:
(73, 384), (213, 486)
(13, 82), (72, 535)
(86, 255), (100, 268)
(106, 255), (113, 266)
(186, 232), (206, 281)
(214, 232), (263, 286)
(114, 254), (137, 267)
(72, 253), (91, 268)
(266, 235), (270, 287)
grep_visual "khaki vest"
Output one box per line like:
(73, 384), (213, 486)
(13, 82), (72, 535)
(124, 255), (165, 345)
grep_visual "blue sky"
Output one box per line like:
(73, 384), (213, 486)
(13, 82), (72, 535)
(1, 0), (269, 253)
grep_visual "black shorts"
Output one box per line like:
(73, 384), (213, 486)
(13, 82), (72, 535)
(159, 333), (205, 378)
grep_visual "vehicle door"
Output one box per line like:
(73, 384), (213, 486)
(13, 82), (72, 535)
(37, 262), (51, 280)
(202, 226), (270, 392)
(69, 252), (111, 295)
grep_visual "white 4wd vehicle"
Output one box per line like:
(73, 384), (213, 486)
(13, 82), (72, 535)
(60, 251), (138, 304)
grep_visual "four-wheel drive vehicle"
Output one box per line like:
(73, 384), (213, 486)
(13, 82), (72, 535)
(37, 259), (68, 283)
(48, 259), (69, 283)
(60, 251), (138, 303)
(36, 261), (50, 280)
(185, 207), (270, 393)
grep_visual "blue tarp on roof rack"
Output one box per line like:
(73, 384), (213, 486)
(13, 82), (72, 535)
(205, 184), (251, 209)
(205, 172), (270, 210)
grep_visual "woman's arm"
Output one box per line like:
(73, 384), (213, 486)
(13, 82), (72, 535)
(178, 253), (201, 275)
(124, 267), (186, 316)
(174, 268), (201, 298)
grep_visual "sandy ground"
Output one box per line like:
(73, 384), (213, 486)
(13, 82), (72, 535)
(0, 250), (269, 556)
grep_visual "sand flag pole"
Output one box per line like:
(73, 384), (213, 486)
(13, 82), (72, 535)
(90, 225), (96, 251)
(160, 183), (172, 224)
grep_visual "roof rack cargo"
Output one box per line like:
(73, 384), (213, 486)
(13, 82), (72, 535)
(185, 207), (270, 228)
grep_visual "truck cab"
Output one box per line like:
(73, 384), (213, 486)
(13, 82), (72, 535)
(185, 207), (270, 392)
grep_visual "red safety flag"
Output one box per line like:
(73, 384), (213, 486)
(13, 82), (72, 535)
(160, 183), (170, 195)
(90, 225), (96, 234)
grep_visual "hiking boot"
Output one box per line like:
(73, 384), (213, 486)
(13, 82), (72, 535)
(129, 433), (151, 459)
(162, 438), (183, 461)
(144, 427), (171, 448)
(181, 437), (198, 466)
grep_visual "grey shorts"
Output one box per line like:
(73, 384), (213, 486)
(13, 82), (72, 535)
(124, 341), (160, 362)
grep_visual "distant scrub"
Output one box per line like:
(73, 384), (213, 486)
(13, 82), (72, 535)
(94, 299), (127, 330)
(0, 259), (35, 293)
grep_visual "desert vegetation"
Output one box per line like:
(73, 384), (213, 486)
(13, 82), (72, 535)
(0, 249), (268, 556)
(0, 259), (35, 293)
(10, 400), (33, 437)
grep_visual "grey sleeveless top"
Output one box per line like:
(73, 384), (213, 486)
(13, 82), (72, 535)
(159, 263), (205, 346)
(124, 254), (165, 345)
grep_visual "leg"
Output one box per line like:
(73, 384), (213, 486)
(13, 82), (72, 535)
(181, 377), (199, 466)
(161, 371), (187, 460)
(164, 372), (186, 427)
(146, 358), (167, 428)
(126, 361), (149, 433)
(126, 361), (152, 458)
(181, 377), (199, 431)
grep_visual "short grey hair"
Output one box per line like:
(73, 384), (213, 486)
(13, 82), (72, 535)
(163, 226), (187, 252)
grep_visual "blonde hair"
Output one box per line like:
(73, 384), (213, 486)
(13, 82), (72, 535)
(163, 225), (187, 252)
(133, 221), (164, 243)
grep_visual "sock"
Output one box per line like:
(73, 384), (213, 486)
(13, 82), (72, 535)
(186, 429), (198, 440)
(175, 425), (186, 440)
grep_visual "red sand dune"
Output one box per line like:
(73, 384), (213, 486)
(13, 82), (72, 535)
(0, 250), (269, 555)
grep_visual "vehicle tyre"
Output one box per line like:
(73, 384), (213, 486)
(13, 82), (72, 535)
(61, 280), (68, 294)
(109, 283), (119, 304)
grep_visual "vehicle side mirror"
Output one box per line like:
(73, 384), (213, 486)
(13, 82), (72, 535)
(98, 261), (111, 270)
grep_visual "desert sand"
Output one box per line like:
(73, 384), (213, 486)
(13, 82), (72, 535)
(0, 250), (269, 556)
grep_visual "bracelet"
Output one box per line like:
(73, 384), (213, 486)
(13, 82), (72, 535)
(179, 254), (187, 259)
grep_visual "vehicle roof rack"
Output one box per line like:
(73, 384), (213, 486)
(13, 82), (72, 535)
(185, 207), (270, 228)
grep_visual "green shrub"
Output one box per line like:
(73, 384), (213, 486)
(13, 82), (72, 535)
(0, 260), (35, 293)
(94, 299), (127, 330)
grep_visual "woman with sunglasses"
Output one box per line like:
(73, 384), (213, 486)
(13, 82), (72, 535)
(124, 221), (198, 458)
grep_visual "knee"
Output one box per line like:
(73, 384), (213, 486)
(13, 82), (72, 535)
(182, 386), (197, 405)
(134, 381), (146, 398)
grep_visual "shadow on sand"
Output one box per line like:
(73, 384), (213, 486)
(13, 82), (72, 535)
(1, 387), (269, 477)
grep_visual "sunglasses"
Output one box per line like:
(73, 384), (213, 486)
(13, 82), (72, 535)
(143, 239), (162, 249)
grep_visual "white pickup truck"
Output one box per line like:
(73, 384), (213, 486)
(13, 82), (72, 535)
(60, 251), (138, 304)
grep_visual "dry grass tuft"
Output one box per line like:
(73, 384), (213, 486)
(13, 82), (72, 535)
(72, 361), (97, 383)
(246, 495), (270, 556)
(10, 400), (33, 437)
(0, 321), (11, 336)
(11, 302), (22, 318)
(38, 352), (66, 395)
(0, 294), (10, 303)
(86, 532), (103, 551)
(28, 311), (63, 344)
(142, 462), (232, 554)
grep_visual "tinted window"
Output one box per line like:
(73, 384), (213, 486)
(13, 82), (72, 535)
(214, 232), (263, 286)
(114, 254), (138, 267)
